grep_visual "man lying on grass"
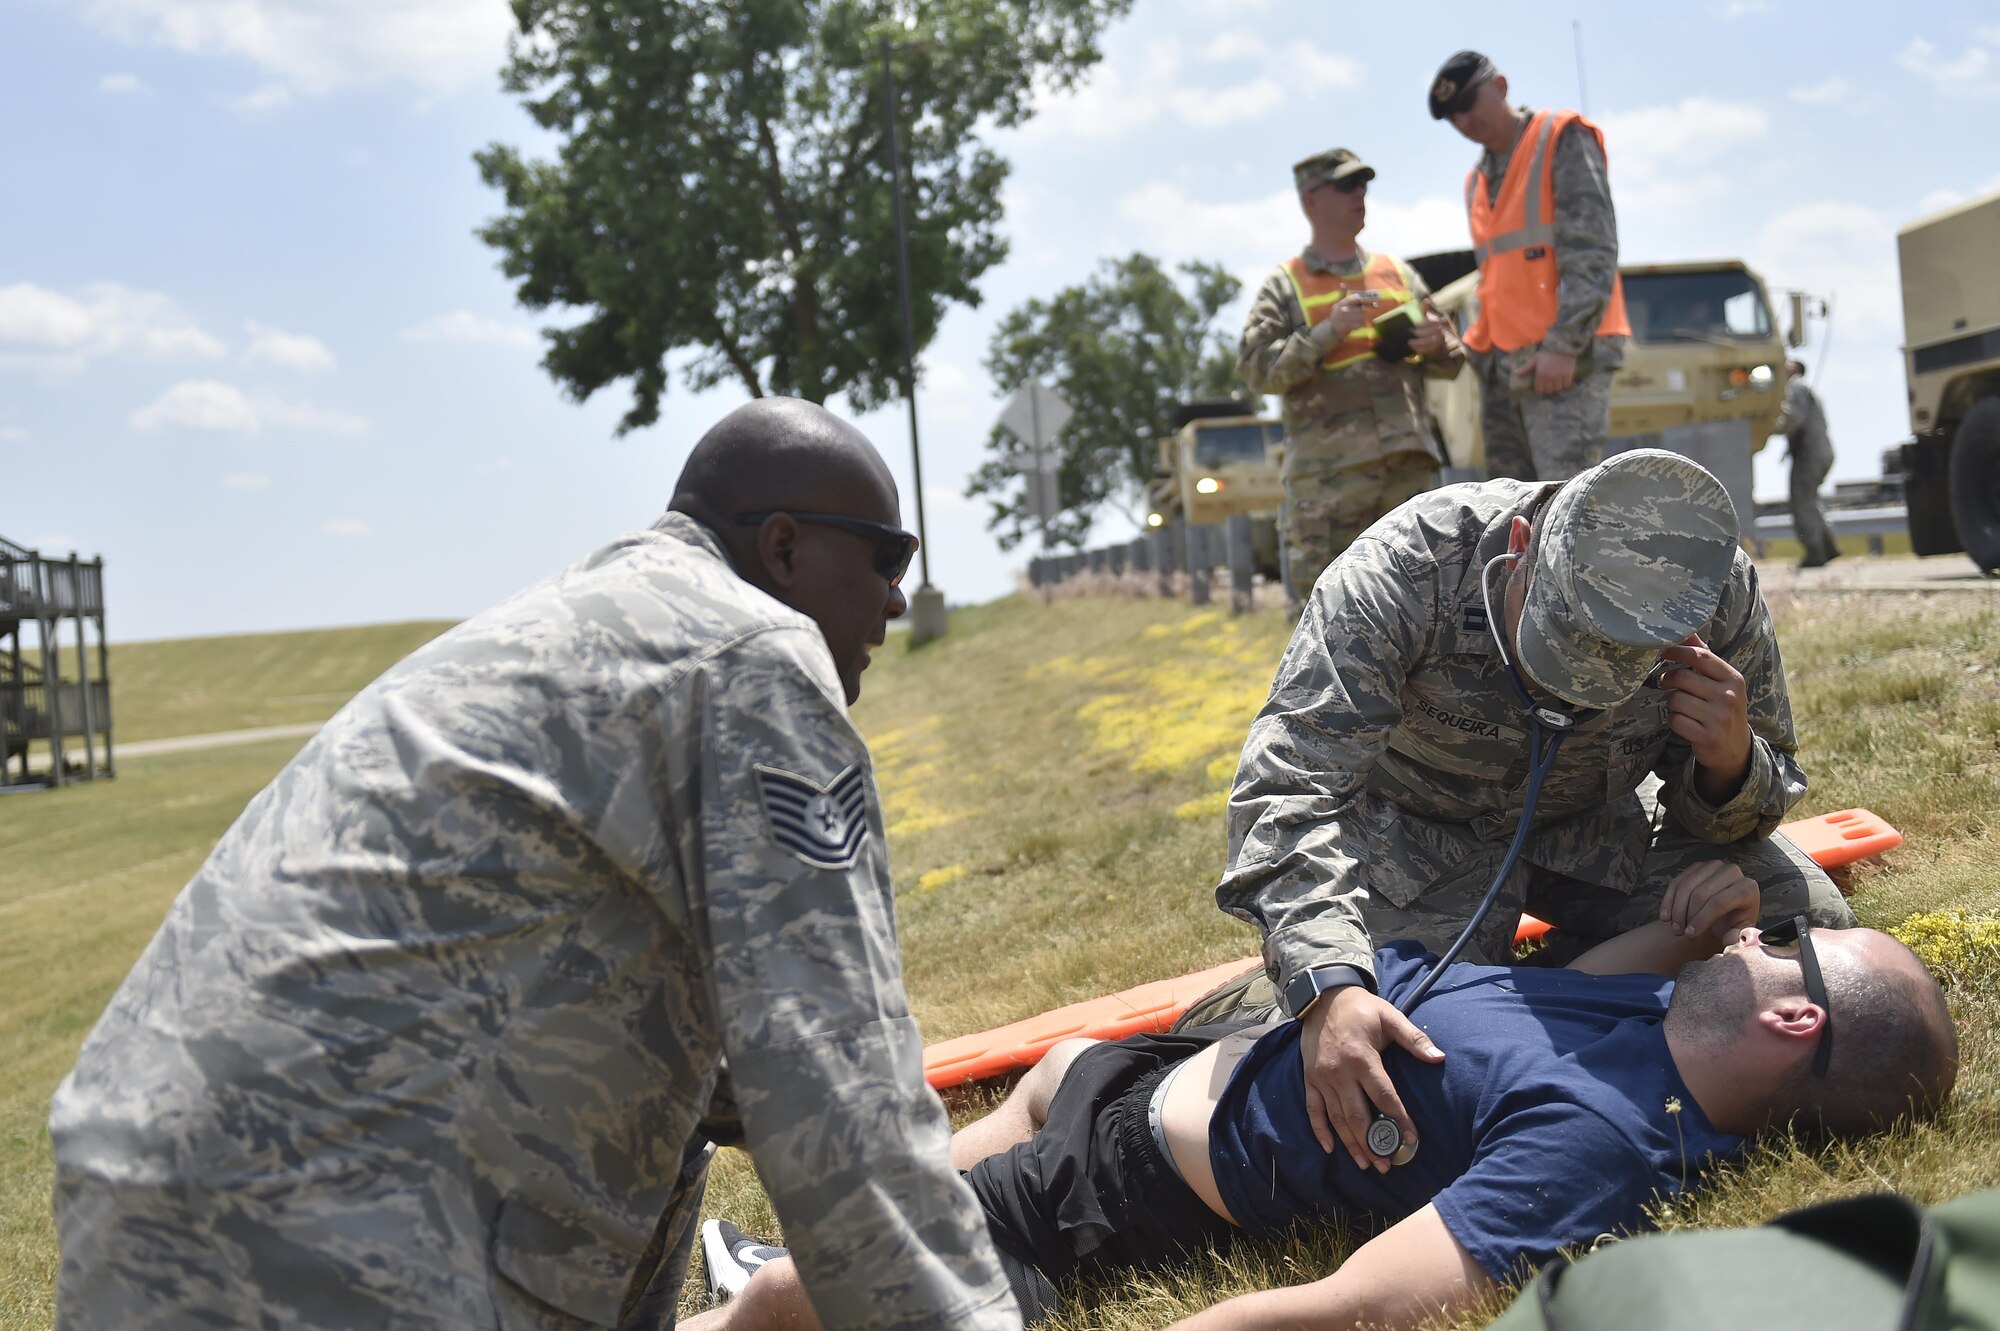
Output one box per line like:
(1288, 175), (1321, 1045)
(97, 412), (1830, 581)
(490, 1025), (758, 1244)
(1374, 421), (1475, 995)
(687, 862), (1956, 1331)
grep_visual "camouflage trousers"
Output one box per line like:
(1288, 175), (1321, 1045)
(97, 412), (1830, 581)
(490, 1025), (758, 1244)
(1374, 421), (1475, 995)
(1281, 452), (1439, 599)
(1180, 796), (1853, 1028)
(1790, 439), (1837, 564)
(1476, 351), (1614, 483)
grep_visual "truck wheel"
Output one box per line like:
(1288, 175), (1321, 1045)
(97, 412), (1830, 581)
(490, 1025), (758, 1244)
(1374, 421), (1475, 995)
(1948, 396), (2000, 573)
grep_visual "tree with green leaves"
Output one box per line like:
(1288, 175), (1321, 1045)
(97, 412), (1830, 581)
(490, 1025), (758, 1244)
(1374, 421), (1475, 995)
(968, 254), (1244, 549)
(475, 0), (1132, 433)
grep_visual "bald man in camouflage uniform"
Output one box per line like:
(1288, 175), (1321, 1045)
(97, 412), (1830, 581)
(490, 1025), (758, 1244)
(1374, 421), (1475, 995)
(1432, 52), (1625, 482)
(50, 400), (1021, 1331)
(1204, 451), (1853, 1172)
(1240, 148), (1463, 599)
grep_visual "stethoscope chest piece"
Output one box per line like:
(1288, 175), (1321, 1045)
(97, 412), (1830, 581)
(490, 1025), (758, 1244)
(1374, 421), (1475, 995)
(1366, 1113), (1419, 1167)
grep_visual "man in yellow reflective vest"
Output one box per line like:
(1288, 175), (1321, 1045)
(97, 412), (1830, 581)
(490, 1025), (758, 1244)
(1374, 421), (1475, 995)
(1431, 51), (1629, 483)
(1239, 148), (1465, 601)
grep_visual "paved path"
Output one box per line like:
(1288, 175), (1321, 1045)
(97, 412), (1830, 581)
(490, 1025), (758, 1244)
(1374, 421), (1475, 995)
(117, 721), (324, 759)
(1755, 553), (2000, 596)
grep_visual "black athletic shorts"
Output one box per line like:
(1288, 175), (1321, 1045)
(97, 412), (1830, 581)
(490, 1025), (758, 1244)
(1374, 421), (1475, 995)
(966, 1030), (1243, 1324)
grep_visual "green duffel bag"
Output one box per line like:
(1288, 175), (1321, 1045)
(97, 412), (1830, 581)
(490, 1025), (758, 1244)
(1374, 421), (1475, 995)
(1488, 1187), (2000, 1330)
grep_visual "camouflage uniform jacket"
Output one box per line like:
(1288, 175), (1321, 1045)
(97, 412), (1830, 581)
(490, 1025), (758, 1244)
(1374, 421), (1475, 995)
(1239, 245), (1463, 477)
(1216, 481), (1807, 996)
(49, 513), (1019, 1331)
(1774, 377), (1834, 466)
(1477, 107), (1628, 372)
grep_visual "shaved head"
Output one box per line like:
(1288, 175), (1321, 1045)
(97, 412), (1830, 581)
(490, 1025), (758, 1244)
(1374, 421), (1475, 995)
(670, 399), (910, 703)
(672, 398), (898, 532)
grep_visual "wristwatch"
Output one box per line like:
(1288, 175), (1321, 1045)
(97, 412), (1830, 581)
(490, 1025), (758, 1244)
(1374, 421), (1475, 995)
(1284, 964), (1374, 1018)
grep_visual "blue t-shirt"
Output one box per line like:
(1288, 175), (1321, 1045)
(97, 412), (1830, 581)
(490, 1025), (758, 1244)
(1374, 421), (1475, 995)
(1207, 942), (1742, 1284)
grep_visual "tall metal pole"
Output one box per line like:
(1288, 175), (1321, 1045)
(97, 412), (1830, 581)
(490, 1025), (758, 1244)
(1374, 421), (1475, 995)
(879, 37), (932, 590)
(1572, 21), (1590, 115)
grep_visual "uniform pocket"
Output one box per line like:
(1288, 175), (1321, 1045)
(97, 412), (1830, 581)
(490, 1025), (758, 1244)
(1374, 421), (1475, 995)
(492, 1197), (634, 1328)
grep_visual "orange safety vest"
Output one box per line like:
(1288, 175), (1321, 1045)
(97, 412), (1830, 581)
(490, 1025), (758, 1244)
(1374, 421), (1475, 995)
(1282, 251), (1413, 371)
(1462, 108), (1630, 354)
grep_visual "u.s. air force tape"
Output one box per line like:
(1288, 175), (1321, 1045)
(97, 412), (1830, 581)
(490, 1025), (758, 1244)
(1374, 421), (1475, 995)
(755, 763), (870, 870)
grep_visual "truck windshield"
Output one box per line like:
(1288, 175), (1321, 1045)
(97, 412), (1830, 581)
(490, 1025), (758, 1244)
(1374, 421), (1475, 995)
(1623, 270), (1772, 344)
(1193, 423), (1282, 466)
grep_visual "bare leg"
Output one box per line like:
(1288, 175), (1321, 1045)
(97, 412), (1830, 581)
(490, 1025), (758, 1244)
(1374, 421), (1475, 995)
(682, 1256), (820, 1331)
(688, 1040), (1103, 1330)
(949, 1037), (1098, 1170)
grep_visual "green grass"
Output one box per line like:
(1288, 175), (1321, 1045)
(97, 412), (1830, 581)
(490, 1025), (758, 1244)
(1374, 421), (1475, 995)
(3, 592), (1997, 1330)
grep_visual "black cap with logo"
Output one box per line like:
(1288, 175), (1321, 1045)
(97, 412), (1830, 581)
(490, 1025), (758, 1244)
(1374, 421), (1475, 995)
(1429, 50), (1497, 119)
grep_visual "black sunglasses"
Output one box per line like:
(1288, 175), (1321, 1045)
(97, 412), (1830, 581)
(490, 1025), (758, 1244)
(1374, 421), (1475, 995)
(1326, 175), (1369, 194)
(735, 511), (919, 586)
(1759, 915), (1833, 1079)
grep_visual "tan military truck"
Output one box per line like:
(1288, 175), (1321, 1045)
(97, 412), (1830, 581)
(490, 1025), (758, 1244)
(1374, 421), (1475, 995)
(1894, 187), (2000, 572)
(1145, 399), (1284, 575)
(1416, 250), (1788, 522)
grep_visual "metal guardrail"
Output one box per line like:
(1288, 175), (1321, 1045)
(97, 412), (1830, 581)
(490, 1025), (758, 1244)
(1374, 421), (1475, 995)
(1753, 505), (1910, 542)
(1026, 515), (1270, 613)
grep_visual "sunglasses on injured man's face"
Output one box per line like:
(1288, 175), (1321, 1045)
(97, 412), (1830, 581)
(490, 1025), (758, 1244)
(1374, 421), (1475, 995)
(734, 511), (920, 586)
(1758, 915), (1834, 1079)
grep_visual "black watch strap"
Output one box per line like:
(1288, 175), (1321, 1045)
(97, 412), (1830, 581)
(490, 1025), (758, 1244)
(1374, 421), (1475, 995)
(1284, 964), (1374, 1018)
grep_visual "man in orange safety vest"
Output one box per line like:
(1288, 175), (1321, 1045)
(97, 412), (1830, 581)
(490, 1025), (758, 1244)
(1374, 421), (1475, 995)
(1430, 51), (1629, 482)
(1238, 148), (1465, 602)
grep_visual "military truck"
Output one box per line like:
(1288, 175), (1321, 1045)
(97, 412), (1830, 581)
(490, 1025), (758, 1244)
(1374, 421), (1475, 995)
(1145, 399), (1284, 576)
(1894, 188), (2000, 572)
(1416, 250), (1788, 522)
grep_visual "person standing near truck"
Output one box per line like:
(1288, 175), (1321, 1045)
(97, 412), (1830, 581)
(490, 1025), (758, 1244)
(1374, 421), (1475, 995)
(1430, 51), (1629, 482)
(1775, 359), (1840, 568)
(1239, 147), (1464, 602)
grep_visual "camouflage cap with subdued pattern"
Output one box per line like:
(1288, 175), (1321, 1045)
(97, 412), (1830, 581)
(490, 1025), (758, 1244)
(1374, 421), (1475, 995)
(1293, 148), (1375, 192)
(1518, 449), (1738, 709)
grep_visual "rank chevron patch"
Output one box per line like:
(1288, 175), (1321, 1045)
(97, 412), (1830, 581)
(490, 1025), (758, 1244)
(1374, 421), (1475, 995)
(754, 763), (871, 871)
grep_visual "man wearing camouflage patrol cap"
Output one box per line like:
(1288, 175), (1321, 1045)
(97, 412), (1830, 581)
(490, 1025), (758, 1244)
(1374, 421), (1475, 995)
(1204, 449), (1854, 1176)
(1430, 50), (1629, 483)
(48, 398), (1021, 1331)
(1239, 146), (1464, 603)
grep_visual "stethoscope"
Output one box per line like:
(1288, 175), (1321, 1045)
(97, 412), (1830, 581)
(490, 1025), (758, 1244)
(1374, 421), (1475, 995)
(1364, 547), (1601, 1166)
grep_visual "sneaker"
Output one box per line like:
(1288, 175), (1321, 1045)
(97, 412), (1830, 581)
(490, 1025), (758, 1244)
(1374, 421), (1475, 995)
(701, 1218), (788, 1301)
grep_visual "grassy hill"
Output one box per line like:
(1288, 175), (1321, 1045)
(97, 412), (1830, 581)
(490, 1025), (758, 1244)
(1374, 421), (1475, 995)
(2, 593), (1996, 1329)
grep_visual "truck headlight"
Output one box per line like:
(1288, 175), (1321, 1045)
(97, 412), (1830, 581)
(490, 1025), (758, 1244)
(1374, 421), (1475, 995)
(1748, 364), (1775, 390)
(1195, 477), (1223, 494)
(1146, 512), (1165, 528)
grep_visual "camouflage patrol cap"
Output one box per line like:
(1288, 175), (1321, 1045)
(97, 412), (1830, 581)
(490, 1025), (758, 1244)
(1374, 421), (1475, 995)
(1517, 450), (1738, 709)
(1294, 148), (1375, 192)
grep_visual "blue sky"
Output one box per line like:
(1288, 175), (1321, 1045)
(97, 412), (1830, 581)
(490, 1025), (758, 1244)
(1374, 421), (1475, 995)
(4, 0), (1997, 641)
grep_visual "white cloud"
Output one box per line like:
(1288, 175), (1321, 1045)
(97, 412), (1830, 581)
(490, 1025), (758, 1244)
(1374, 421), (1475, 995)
(400, 311), (537, 348)
(244, 321), (335, 370)
(130, 379), (370, 435)
(1752, 201), (1904, 366)
(0, 281), (226, 373)
(320, 518), (370, 537)
(1115, 182), (1467, 284)
(82, 0), (514, 97)
(99, 73), (146, 93)
(130, 380), (260, 432)
(1595, 97), (1771, 225)
(1897, 37), (2000, 98)
(1721, 0), (1771, 16)
(259, 397), (370, 435)
(0, 426), (27, 442)
(1023, 34), (1361, 142)
(1787, 77), (1850, 104)
(221, 471), (272, 490)
(230, 81), (294, 111)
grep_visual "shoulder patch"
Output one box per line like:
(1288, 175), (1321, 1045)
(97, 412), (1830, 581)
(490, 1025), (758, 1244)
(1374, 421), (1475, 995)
(755, 764), (871, 871)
